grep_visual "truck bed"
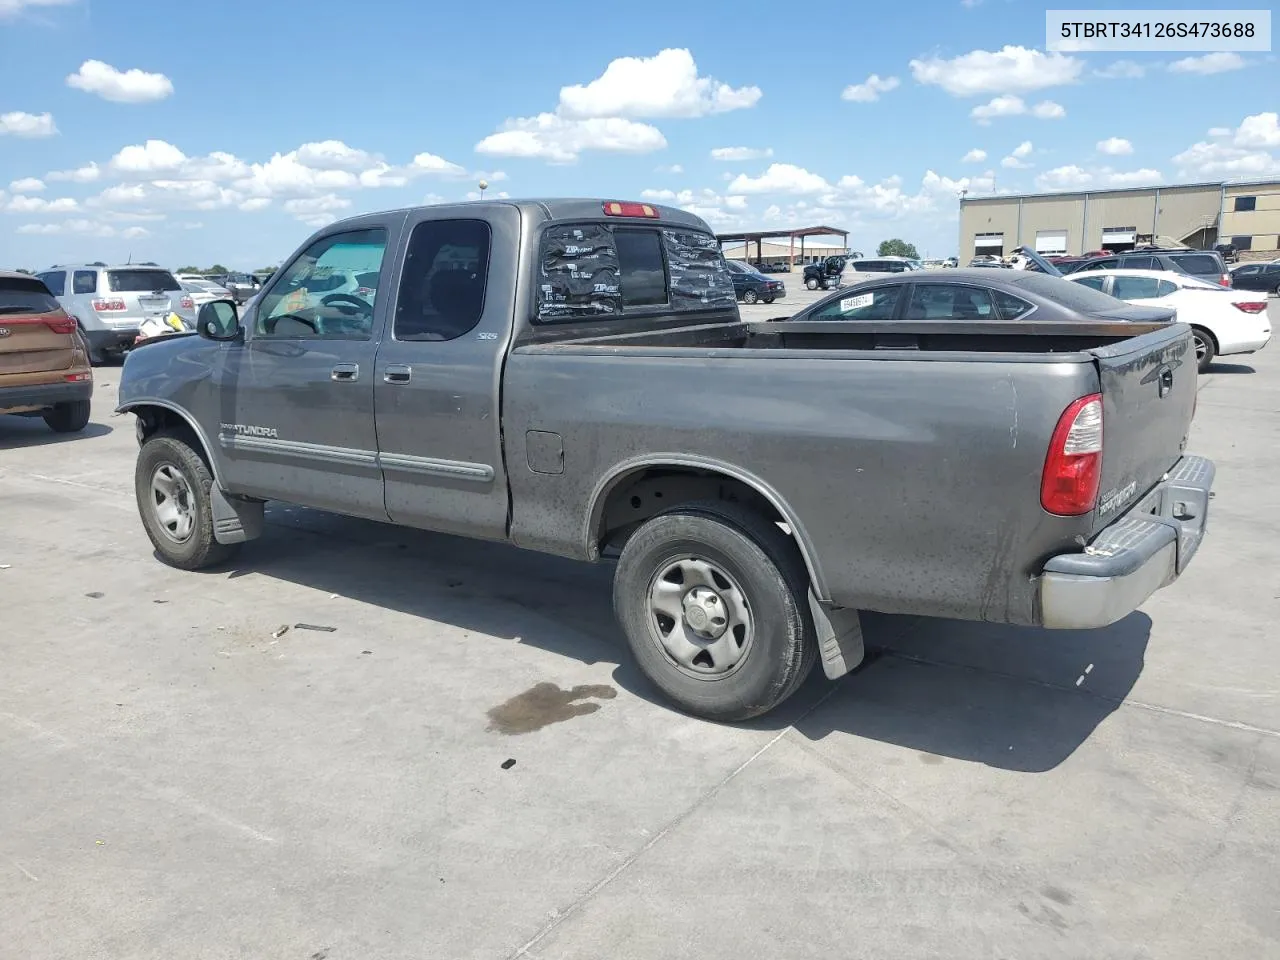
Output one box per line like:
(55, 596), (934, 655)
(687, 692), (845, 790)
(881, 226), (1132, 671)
(504, 317), (1196, 626)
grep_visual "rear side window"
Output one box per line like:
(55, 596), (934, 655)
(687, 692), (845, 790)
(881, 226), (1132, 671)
(1170, 254), (1219, 276)
(37, 270), (65, 295)
(903, 283), (994, 320)
(1121, 256), (1158, 270)
(108, 269), (180, 292)
(812, 285), (901, 321)
(1013, 272), (1127, 312)
(1079, 258), (1118, 272)
(394, 218), (491, 341)
(0, 275), (61, 314)
(851, 261), (882, 272)
(73, 270), (98, 294)
(535, 223), (733, 323)
(992, 289), (1034, 320)
(1072, 275), (1108, 292)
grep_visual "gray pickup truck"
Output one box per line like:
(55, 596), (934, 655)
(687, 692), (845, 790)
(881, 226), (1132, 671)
(117, 199), (1213, 721)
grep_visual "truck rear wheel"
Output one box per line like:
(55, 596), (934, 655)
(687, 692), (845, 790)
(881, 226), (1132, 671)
(135, 432), (239, 570)
(613, 500), (816, 721)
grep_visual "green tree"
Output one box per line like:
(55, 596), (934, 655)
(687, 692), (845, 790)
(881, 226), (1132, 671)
(177, 265), (201, 273)
(877, 239), (920, 259)
(206, 263), (230, 275)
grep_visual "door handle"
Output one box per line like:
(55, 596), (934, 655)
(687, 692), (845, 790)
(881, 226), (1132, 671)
(331, 362), (359, 382)
(384, 364), (412, 384)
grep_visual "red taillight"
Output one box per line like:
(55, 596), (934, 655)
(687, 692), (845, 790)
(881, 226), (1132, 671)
(179, 295), (194, 310)
(602, 201), (659, 218)
(63, 371), (92, 382)
(45, 316), (77, 335)
(1220, 274), (1231, 287)
(92, 298), (126, 312)
(1041, 393), (1104, 516)
(1232, 301), (1268, 314)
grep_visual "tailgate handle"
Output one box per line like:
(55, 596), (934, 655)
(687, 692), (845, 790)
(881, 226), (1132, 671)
(1158, 367), (1174, 398)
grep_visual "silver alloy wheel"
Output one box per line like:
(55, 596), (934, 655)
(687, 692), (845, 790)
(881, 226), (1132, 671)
(150, 463), (195, 543)
(647, 557), (754, 678)
(1193, 332), (1208, 361)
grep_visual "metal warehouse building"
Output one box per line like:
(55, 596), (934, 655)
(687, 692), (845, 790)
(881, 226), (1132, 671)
(959, 178), (1280, 261)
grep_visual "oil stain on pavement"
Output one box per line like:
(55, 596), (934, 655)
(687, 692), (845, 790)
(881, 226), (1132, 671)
(487, 682), (618, 735)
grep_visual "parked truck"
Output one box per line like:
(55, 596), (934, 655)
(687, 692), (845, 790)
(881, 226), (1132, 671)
(117, 199), (1213, 721)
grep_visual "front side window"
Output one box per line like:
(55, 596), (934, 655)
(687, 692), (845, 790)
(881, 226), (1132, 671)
(1112, 276), (1165, 300)
(1080, 258), (1118, 272)
(73, 270), (98, 294)
(1120, 256), (1158, 270)
(37, 271), (66, 296)
(394, 219), (491, 341)
(256, 228), (387, 340)
(851, 261), (882, 272)
(1234, 265), (1260, 276)
(812, 285), (901, 321)
(904, 283), (995, 321)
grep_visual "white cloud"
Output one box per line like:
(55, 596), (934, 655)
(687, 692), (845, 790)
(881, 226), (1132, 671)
(409, 151), (467, 176)
(841, 74), (900, 103)
(1235, 112), (1280, 148)
(1097, 137), (1133, 156)
(0, 0), (76, 17)
(110, 139), (187, 174)
(464, 189), (510, 201)
(238, 197), (271, 212)
(1011, 141), (1033, 159)
(971, 95), (1025, 124)
(724, 195), (748, 210)
(1094, 60), (1145, 80)
(727, 163), (830, 195)
(1207, 127), (1231, 138)
(0, 111), (57, 137)
(961, 148), (987, 163)
(558, 49), (760, 119)
(1035, 165), (1093, 190)
(47, 161), (100, 183)
(65, 60), (173, 103)
(6, 194), (78, 213)
(295, 140), (376, 170)
(1103, 169), (1162, 186)
(475, 113), (666, 163)
(1031, 100), (1065, 119)
(10, 177), (45, 192)
(910, 45), (1082, 96)
(1169, 52), (1247, 76)
(710, 146), (773, 161)
(17, 218), (117, 237)
(121, 226), (150, 240)
(283, 193), (352, 228)
(655, 163), (683, 174)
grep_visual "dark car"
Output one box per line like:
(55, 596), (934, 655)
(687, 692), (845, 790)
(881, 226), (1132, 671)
(1214, 243), (1239, 264)
(724, 259), (785, 303)
(803, 255), (847, 290)
(1063, 249), (1231, 287)
(786, 264), (1176, 326)
(1229, 261), (1280, 295)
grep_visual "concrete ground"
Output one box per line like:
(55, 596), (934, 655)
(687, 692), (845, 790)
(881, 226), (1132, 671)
(2, 302), (1278, 960)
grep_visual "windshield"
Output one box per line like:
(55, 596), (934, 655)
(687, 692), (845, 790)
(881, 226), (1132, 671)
(108, 269), (181, 292)
(0, 276), (61, 314)
(1011, 272), (1130, 313)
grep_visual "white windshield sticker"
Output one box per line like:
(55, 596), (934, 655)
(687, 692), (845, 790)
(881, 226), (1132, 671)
(840, 293), (874, 312)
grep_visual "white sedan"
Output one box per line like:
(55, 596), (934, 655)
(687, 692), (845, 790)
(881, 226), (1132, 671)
(1067, 268), (1271, 371)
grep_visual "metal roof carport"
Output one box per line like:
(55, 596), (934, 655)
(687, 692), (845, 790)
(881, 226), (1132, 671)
(715, 225), (850, 266)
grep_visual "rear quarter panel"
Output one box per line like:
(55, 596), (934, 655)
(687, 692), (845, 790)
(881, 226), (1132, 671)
(503, 346), (1102, 625)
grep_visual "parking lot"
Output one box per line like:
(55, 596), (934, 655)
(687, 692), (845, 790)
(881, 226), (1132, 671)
(2, 299), (1278, 959)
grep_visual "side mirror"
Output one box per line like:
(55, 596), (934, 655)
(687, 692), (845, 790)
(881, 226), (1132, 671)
(198, 299), (242, 341)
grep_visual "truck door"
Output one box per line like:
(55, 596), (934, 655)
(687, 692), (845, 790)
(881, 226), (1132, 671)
(373, 205), (519, 540)
(216, 217), (401, 519)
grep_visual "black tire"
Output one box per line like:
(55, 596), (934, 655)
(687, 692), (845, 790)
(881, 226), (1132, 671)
(764, 296), (775, 304)
(42, 399), (91, 433)
(1273, 283), (1280, 297)
(805, 277), (819, 291)
(742, 289), (759, 305)
(1192, 327), (1217, 373)
(613, 500), (816, 722)
(135, 432), (239, 570)
(78, 322), (106, 366)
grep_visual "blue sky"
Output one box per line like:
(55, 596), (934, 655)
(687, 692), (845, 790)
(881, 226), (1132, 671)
(1, 0), (1277, 268)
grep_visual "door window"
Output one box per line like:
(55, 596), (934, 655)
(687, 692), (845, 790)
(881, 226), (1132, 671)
(1079, 258), (1118, 272)
(1071, 275), (1108, 292)
(1111, 276), (1165, 300)
(1120, 255), (1158, 270)
(393, 219), (491, 341)
(73, 270), (98, 294)
(991, 289), (1034, 320)
(257, 228), (387, 339)
(811, 285), (901, 321)
(1170, 254), (1219, 277)
(37, 271), (65, 296)
(903, 283), (996, 320)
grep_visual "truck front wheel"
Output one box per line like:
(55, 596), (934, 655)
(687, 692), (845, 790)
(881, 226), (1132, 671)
(613, 501), (816, 721)
(135, 432), (239, 570)
(805, 277), (819, 290)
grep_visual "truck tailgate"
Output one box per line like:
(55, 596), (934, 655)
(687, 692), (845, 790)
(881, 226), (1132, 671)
(1088, 323), (1197, 535)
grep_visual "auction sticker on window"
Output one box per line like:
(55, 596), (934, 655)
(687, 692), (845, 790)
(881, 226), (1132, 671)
(1047, 10), (1270, 51)
(840, 293), (874, 312)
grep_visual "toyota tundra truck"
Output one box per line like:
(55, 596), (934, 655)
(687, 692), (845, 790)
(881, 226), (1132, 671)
(116, 199), (1213, 721)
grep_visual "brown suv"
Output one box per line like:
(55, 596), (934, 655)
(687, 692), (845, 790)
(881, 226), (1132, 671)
(0, 271), (94, 433)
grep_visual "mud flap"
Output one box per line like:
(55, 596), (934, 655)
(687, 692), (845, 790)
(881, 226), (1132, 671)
(808, 591), (865, 679)
(211, 486), (264, 544)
